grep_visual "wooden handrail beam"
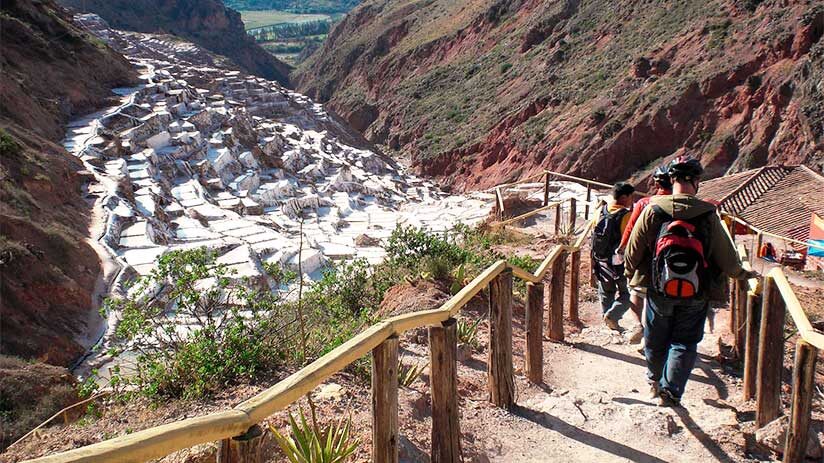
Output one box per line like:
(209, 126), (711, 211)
(239, 322), (394, 423)
(768, 267), (824, 349)
(27, 410), (252, 463)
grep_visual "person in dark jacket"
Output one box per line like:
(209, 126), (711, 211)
(624, 156), (758, 406)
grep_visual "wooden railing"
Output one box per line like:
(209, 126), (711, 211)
(27, 175), (823, 463)
(29, 199), (593, 463)
(727, 230), (822, 463)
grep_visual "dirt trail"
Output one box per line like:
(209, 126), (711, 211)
(458, 298), (746, 463)
(443, 215), (753, 463)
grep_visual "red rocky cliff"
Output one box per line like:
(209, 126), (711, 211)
(295, 0), (824, 190)
(1, 0), (135, 365)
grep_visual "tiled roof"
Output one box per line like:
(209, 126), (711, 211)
(699, 165), (824, 242)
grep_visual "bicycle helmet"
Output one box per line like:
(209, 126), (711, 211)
(667, 156), (704, 181)
(652, 164), (673, 189)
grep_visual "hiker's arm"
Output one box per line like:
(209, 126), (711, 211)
(624, 207), (652, 277)
(709, 214), (753, 279)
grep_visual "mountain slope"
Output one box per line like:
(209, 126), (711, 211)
(294, 0), (824, 189)
(0, 0), (135, 365)
(58, 0), (292, 85)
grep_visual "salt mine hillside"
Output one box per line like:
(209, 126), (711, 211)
(0, 0), (823, 462)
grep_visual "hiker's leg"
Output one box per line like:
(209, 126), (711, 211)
(597, 278), (616, 315)
(605, 277), (631, 322)
(629, 289), (644, 323)
(643, 295), (673, 386)
(660, 302), (709, 399)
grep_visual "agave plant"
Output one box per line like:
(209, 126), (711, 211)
(398, 357), (427, 388)
(457, 317), (482, 348)
(449, 263), (466, 295)
(270, 408), (360, 463)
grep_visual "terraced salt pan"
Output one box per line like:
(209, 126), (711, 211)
(67, 15), (607, 380)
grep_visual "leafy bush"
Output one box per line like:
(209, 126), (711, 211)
(0, 129), (21, 158)
(385, 225), (473, 267)
(271, 408), (360, 463)
(105, 248), (289, 399)
(308, 258), (379, 315)
(506, 255), (539, 273)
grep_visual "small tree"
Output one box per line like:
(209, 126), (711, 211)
(106, 248), (289, 399)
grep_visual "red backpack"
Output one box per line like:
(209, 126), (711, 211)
(650, 206), (712, 299)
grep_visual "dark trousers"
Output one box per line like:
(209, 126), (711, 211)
(644, 293), (709, 399)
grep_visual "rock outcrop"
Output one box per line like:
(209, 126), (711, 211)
(294, 0), (824, 190)
(58, 0), (292, 86)
(0, 0), (136, 365)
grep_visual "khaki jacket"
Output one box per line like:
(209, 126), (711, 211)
(624, 194), (749, 301)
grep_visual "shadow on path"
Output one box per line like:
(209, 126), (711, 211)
(672, 407), (736, 463)
(514, 405), (670, 463)
(573, 342), (728, 398)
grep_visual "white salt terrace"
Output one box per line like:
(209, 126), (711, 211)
(63, 18), (609, 382)
(64, 21), (499, 292)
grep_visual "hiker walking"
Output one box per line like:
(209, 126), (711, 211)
(618, 165), (673, 344)
(624, 156), (758, 406)
(592, 182), (635, 331)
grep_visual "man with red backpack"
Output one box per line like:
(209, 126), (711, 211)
(592, 182), (635, 330)
(624, 157), (757, 407)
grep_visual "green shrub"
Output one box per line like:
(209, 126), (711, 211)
(507, 255), (539, 273)
(105, 248), (289, 399)
(385, 225), (471, 267)
(0, 129), (21, 158)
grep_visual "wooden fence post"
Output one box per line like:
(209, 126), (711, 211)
(217, 425), (263, 463)
(568, 198), (577, 234)
(488, 269), (514, 409)
(568, 250), (581, 324)
(372, 335), (399, 463)
(729, 280), (738, 341)
(543, 173), (550, 206)
(554, 203), (561, 235)
(429, 318), (461, 463)
(547, 251), (567, 342)
(735, 281), (747, 358)
(585, 185), (592, 220)
(525, 282), (543, 384)
(755, 275), (786, 428)
(783, 340), (818, 463)
(743, 292), (761, 401)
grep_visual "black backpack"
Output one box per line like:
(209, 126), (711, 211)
(650, 205), (713, 299)
(591, 205), (629, 261)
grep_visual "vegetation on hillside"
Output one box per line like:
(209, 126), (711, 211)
(226, 0), (359, 14)
(91, 223), (536, 401)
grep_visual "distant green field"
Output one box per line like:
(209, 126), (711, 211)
(240, 10), (331, 30)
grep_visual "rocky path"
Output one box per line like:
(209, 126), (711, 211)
(466, 303), (745, 463)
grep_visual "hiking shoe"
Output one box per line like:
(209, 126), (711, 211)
(603, 314), (620, 331)
(627, 326), (643, 344)
(636, 336), (646, 355)
(648, 382), (660, 400)
(657, 389), (681, 408)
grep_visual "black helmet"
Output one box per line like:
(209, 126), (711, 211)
(667, 156), (703, 180)
(652, 164), (672, 189)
